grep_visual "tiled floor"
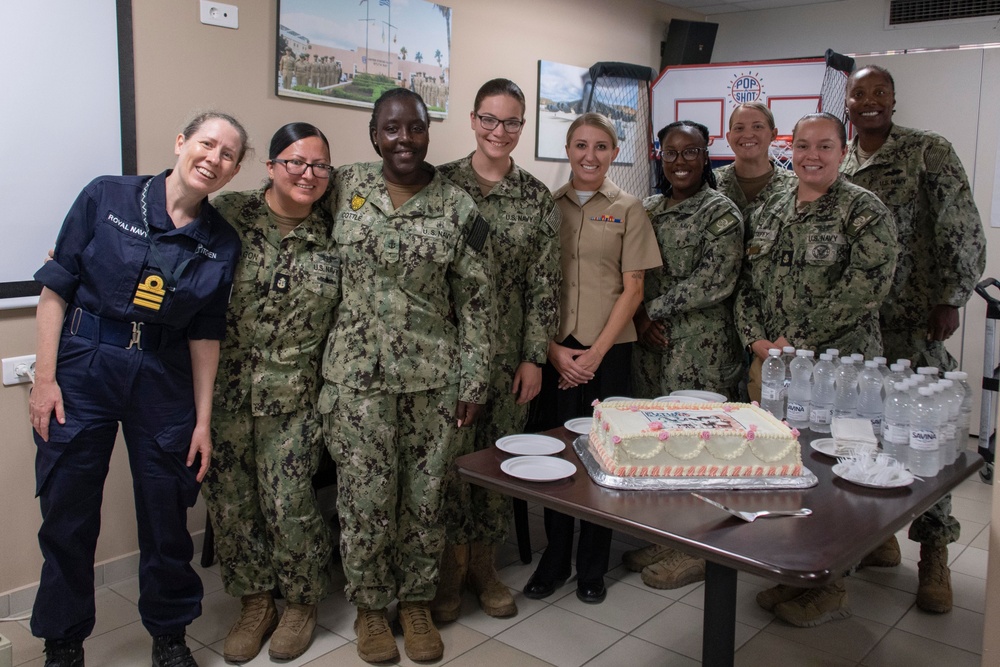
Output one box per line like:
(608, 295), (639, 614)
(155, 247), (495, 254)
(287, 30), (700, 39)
(2, 475), (991, 666)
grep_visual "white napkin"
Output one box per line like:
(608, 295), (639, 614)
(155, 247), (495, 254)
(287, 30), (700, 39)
(831, 417), (878, 455)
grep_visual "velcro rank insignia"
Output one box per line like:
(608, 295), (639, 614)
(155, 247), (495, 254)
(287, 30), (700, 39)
(466, 214), (489, 252)
(707, 212), (739, 237)
(847, 207), (878, 237)
(779, 249), (794, 267)
(350, 194), (365, 211)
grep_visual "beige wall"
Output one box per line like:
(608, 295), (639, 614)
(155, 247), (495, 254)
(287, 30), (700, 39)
(0, 0), (698, 597)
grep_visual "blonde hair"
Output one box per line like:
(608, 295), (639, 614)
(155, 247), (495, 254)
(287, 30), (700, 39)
(565, 112), (619, 149)
(728, 102), (776, 130)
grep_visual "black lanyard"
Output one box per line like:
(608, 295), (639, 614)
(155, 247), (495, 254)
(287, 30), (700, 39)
(139, 178), (195, 291)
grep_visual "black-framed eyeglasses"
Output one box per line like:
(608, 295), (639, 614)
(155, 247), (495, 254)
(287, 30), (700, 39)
(272, 158), (334, 179)
(475, 113), (525, 133)
(661, 147), (706, 163)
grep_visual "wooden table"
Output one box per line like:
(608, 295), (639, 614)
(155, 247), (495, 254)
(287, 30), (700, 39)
(456, 428), (983, 667)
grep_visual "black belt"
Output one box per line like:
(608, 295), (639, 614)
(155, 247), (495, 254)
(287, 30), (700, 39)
(64, 307), (181, 352)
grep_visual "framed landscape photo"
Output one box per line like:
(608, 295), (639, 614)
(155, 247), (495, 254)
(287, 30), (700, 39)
(276, 0), (451, 118)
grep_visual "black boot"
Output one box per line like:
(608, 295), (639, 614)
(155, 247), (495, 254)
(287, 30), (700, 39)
(43, 639), (84, 667)
(151, 634), (197, 667)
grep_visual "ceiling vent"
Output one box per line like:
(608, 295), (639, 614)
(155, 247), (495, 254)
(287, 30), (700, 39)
(888, 0), (1000, 26)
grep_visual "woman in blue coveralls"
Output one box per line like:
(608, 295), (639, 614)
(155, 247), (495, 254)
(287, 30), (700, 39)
(28, 111), (248, 667)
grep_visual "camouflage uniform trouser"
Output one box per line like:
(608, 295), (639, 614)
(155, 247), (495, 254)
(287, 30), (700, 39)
(202, 405), (332, 604)
(884, 327), (962, 547)
(631, 333), (743, 400)
(442, 353), (527, 546)
(323, 383), (460, 610)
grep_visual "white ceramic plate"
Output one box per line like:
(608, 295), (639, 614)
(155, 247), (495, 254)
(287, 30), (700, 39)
(500, 456), (576, 482)
(810, 438), (845, 457)
(496, 434), (565, 456)
(563, 418), (592, 435)
(669, 389), (727, 402)
(832, 463), (914, 489)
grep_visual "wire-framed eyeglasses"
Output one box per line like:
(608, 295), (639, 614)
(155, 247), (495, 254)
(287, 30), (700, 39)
(661, 147), (706, 163)
(272, 158), (334, 179)
(475, 114), (525, 134)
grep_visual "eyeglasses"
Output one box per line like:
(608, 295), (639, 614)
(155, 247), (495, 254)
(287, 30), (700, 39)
(475, 113), (525, 133)
(272, 158), (334, 179)
(661, 147), (706, 163)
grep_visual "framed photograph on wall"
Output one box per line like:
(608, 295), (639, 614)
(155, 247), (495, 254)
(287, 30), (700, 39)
(535, 60), (590, 161)
(276, 0), (451, 118)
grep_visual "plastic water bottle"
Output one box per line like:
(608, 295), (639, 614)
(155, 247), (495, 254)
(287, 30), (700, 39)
(781, 346), (796, 401)
(786, 350), (814, 429)
(887, 363), (907, 392)
(945, 371), (973, 455)
(882, 381), (910, 465)
(917, 366), (940, 381)
(761, 348), (786, 419)
(826, 348), (840, 363)
(851, 353), (865, 364)
(897, 359), (913, 377)
(857, 360), (884, 439)
(874, 356), (890, 398)
(833, 357), (859, 419)
(810, 353), (836, 433)
(936, 379), (960, 467)
(909, 386), (940, 476)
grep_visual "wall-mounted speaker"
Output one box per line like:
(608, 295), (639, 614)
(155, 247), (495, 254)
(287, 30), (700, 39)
(661, 19), (718, 68)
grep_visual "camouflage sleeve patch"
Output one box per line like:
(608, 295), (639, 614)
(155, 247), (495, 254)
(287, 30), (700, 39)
(707, 212), (740, 237)
(466, 214), (489, 252)
(847, 207), (879, 237)
(925, 144), (948, 174)
(544, 204), (561, 236)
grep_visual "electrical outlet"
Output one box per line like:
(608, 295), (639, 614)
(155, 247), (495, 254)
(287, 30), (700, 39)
(2, 354), (36, 386)
(200, 0), (238, 29)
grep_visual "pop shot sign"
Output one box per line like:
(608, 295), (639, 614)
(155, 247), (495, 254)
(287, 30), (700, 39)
(640, 409), (741, 431)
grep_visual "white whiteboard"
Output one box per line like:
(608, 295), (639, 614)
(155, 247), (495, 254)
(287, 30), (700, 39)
(0, 0), (123, 308)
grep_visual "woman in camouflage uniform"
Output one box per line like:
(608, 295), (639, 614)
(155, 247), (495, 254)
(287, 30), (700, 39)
(624, 121), (745, 591)
(202, 122), (338, 662)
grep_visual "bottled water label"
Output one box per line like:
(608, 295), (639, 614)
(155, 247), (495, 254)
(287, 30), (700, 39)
(940, 423), (957, 441)
(810, 407), (831, 425)
(761, 386), (781, 401)
(869, 416), (883, 433)
(909, 428), (938, 451)
(883, 422), (909, 445)
(786, 402), (808, 420)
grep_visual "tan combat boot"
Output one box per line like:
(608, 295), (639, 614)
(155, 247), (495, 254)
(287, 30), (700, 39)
(859, 535), (902, 568)
(398, 601), (444, 661)
(640, 550), (705, 589)
(269, 602), (317, 660)
(773, 580), (851, 627)
(354, 608), (399, 663)
(430, 542), (469, 623)
(223, 591), (278, 662)
(755, 584), (806, 612)
(623, 544), (675, 572)
(467, 542), (517, 617)
(917, 544), (952, 613)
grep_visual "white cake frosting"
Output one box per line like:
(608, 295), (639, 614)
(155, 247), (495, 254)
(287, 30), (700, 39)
(589, 400), (802, 477)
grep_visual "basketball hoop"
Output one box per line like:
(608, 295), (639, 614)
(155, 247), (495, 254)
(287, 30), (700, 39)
(770, 135), (793, 171)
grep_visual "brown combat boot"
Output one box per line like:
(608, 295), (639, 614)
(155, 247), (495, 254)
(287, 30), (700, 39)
(917, 544), (952, 613)
(430, 542), (469, 623)
(467, 542), (517, 617)
(773, 580), (851, 627)
(223, 591), (278, 662)
(623, 544), (674, 572)
(398, 601), (444, 661)
(354, 608), (399, 663)
(640, 550), (705, 589)
(859, 535), (902, 568)
(755, 584), (807, 612)
(269, 602), (317, 660)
